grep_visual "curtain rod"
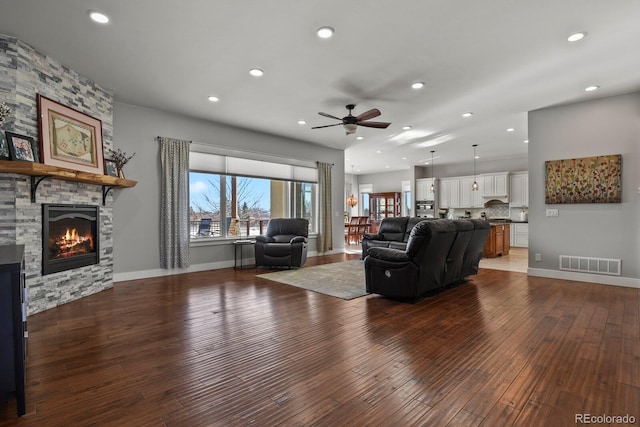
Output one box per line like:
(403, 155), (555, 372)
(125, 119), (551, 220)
(159, 137), (334, 167)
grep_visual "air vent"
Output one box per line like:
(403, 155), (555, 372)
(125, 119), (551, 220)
(559, 255), (621, 276)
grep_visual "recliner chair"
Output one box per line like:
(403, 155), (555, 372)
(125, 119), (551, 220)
(255, 218), (309, 268)
(365, 220), (458, 300)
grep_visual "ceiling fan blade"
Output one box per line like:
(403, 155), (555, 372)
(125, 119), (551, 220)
(311, 123), (343, 129)
(355, 108), (381, 121)
(357, 121), (391, 129)
(318, 112), (342, 121)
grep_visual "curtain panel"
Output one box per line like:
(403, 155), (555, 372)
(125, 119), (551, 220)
(159, 137), (191, 268)
(316, 162), (333, 253)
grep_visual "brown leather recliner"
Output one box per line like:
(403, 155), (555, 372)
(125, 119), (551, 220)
(255, 218), (309, 268)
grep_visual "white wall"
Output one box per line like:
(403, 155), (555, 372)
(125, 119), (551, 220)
(528, 92), (640, 284)
(112, 103), (345, 279)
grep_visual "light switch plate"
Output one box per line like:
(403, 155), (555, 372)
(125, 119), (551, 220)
(546, 209), (559, 217)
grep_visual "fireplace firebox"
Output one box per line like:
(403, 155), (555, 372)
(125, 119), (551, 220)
(42, 204), (100, 275)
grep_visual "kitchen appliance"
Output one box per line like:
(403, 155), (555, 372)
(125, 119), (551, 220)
(416, 200), (435, 218)
(519, 209), (528, 222)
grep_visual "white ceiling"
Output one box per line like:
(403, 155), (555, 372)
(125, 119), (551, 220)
(1, 1), (640, 174)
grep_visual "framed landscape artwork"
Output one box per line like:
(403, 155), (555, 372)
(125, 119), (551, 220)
(5, 132), (38, 162)
(545, 154), (622, 204)
(37, 94), (104, 174)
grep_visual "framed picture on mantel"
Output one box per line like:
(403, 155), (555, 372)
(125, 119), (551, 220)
(37, 94), (104, 175)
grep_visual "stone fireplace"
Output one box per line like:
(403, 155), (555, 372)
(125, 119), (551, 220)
(42, 204), (100, 275)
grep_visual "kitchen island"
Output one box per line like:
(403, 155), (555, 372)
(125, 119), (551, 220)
(482, 223), (511, 258)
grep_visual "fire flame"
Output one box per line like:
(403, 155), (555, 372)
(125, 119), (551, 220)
(53, 227), (94, 257)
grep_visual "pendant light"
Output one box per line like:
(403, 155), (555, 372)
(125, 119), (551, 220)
(346, 165), (358, 208)
(429, 150), (435, 193)
(472, 144), (479, 191)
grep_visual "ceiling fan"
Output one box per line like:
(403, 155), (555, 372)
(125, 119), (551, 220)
(312, 104), (391, 135)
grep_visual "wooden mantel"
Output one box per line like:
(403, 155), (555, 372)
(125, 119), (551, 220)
(0, 160), (137, 204)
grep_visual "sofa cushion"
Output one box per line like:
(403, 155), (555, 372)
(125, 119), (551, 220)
(403, 217), (429, 242)
(378, 217), (409, 241)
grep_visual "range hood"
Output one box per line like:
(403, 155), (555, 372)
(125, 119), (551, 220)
(484, 198), (509, 207)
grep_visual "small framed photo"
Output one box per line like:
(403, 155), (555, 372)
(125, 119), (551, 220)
(0, 132), (10, 160)
(104, 159), (118, 177)
(5, 132), (37, 162)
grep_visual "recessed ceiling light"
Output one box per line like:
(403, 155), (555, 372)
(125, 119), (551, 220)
(402, 126), (412, 130)
(568, 32), (586, 42)
(376, 150), (382, 154)
(411, 82), (425, 90)
(316, 26), (334, 39)
(462, 112), (473, 118)
(297, 120), (306, 125)
(506, 128), (515, 132)
(475, 155), (480, 159)
(585, 85), (599, 92)
(207, 96), (219, 102)
(89, 11), (109, 24)
(385, 165), (390, 169)
(524, 139), (529, 144)
(356, 136), (364, 140)
(402, 157), (407, 160)
(249, 68), (264, 77)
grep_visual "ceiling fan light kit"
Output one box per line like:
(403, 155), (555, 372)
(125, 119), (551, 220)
(312, 104), (391, 135)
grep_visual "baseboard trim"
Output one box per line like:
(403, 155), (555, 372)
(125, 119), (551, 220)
(527, 267), (640, 289)
(113, 249), (348, 283)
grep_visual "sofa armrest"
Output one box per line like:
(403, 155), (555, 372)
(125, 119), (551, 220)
(255, 235), (274, 243)
(290, 236), (307, 244)
(362, 233), (383, 241)
(367, 247), (410, 263)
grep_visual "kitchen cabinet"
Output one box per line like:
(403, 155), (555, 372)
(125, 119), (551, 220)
(438, 178), (460, 209)
(482, 172), (509, 198)
(0, 245), (27, 417)
(459, 176), (484, 208)
(415, 178), (436, 201)
(483, 224), (510, 258)
(511, 223), (529, 248)
(509, 172), (528, 207)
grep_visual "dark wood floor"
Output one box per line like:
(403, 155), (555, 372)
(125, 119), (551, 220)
(1, 253), (639, 426)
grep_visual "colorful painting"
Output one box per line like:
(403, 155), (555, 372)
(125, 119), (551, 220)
(545, 154), (621, 204)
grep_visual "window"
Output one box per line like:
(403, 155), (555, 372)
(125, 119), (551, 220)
(189, 150), (317, 240)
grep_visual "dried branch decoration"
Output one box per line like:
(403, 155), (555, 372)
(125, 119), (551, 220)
(0, 102), (11, 126)
(107, 148), (135, 171)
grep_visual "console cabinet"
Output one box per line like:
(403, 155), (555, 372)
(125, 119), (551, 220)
(0, 245), (27, 417)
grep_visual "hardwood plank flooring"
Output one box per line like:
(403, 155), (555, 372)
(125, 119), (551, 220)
(1, 253), (639, 426)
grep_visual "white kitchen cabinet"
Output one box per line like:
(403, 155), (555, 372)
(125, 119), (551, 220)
(460, 176), (484, 208)
(511, 223), (529, 248)
(482, 172), (509, 198)
(509, 172), (528, 207)
(415, 178), (436, 201)
(438, 178), (460, 209)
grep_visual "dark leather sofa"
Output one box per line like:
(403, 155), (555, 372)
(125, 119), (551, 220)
(255, 218), (309, 268)
(364, 219), (490, 301)
(360, 216), (427, 259)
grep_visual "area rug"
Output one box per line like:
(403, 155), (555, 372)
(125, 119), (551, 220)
(256, 260), (368, 300)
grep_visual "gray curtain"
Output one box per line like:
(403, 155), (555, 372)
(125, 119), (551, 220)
(159, 137), (191, 268)
(317, 162), (333, 253)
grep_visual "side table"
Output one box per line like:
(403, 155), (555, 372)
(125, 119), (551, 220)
(233, 240), (256, 269)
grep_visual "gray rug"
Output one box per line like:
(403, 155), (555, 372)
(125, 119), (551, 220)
(256, 259), (368, 300)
